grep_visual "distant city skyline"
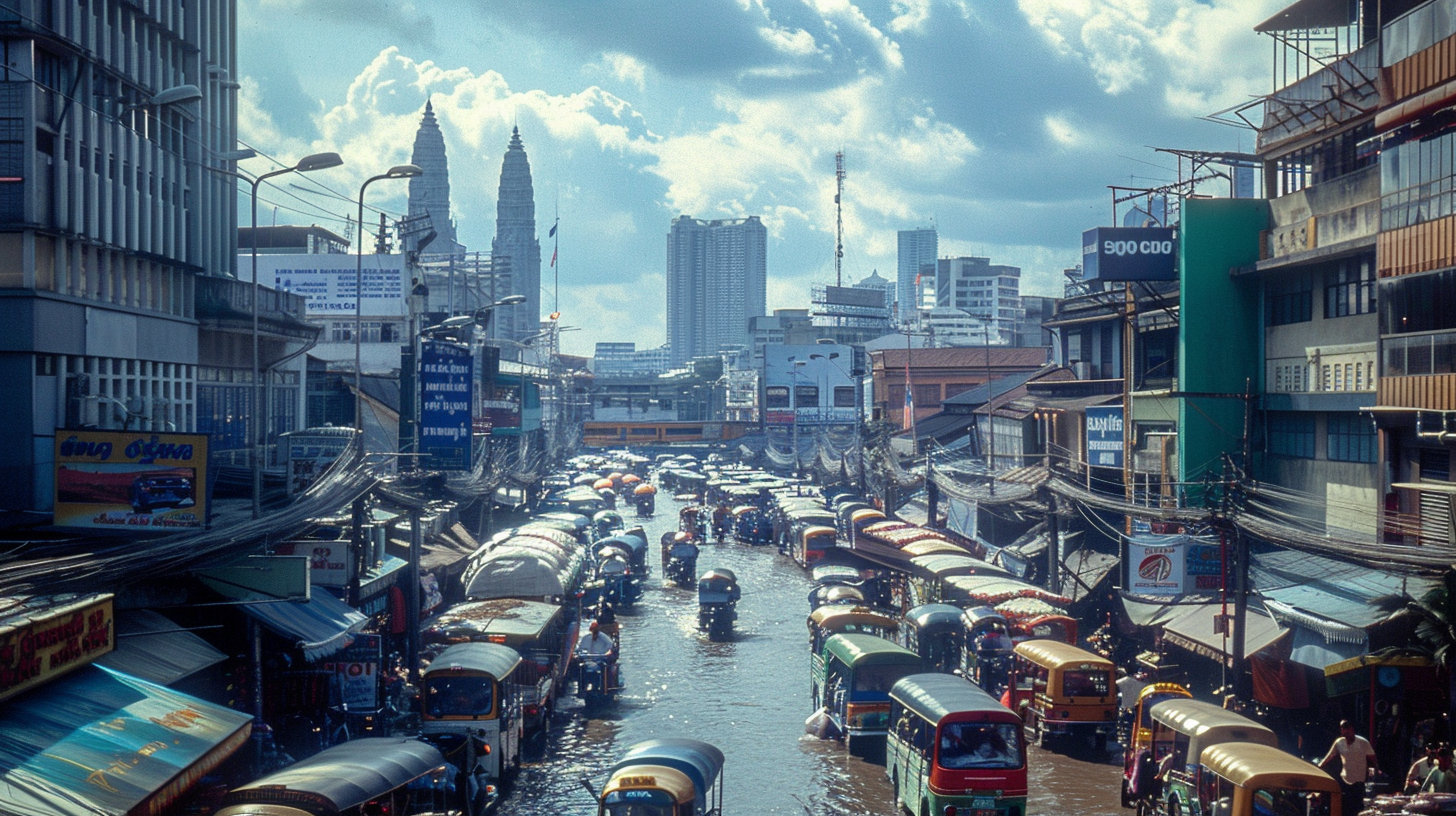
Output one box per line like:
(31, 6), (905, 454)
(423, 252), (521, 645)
(236, 1), (1292, 356)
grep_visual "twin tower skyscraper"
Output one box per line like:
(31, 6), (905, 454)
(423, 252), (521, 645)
(405, 99), (541, 343)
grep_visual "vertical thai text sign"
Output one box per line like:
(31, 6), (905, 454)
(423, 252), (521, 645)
(419, 340), (473, 470)
(1085, 405), (1124, 468)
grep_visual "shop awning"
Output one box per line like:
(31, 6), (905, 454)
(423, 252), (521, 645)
(359, 555), (407, 601)
(243, 591), (367, 661)
(0, 665), (252, 816)
(1159, 603), (1288, 668)
(94, 610), (227, 687)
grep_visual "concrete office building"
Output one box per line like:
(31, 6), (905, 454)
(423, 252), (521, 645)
(666, 215), (767, 365)
(491, 127), (541, 343)
(0, 0), (241, 511)
(937, 256), (1022, 344)
(897, 228), (937, 322)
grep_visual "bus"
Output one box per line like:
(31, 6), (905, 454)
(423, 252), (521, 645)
(420, 642), (528, 813)
(887, 672), (1028, 816)
(819, 633), (924, 756)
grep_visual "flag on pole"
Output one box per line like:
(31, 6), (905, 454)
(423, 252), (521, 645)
(902, 378), (914, 431)
(550, 248), (557, 267)
(548, 222), (557, 238)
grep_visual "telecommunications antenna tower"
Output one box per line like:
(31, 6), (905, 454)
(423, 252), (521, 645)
(834, 151), (846, 288)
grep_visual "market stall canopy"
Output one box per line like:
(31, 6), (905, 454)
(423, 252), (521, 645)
(1159, 603), (1287, 668)
(243, 590), (368, 661)
(0, 666), (251, 816)
(95, 609), (227, 687)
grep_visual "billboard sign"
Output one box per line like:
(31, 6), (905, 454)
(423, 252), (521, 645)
(1126, 534), (1188, 596)
(273, 540), (353, 588)
(249, 253), (407, 317)
(54, 431), (209, 529)
(1085, 405), (1124, 469)
(1082, 227), (1178, 282)
(284, 428), (355, 496)
(419, 340), (472, 470)
(323, 633), (381, 709)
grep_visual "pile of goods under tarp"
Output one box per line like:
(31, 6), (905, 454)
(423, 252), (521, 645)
(1364, 793), (1456, 815)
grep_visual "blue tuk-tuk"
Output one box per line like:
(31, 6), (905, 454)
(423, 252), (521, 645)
(697, 568), (741, 640)
(596, 738), (725, 816)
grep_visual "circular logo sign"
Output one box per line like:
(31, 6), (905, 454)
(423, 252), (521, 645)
(1138, 554), (1173, 582)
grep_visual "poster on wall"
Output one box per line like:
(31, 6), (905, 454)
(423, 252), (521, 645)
(1125, 534), (1188, 596)
(323, 633), (381, 709)
(54, 431), (209, 529)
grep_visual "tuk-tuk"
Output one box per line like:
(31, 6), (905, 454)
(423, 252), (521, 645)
(794, 525), (838, 568)
(680, 505), (707, 538)
(697, 568), (740, 640)
(593, 510), (625, 540)
(595, 738), (725, 816)
(667, 538), (700, 589)
(960, 606), (1013, 691)
(420, 643), (526, 809)
(818, 633), (923, 756)
(808, 583), (865, 610)
(422, 598), (575, 737)
(733, 505), (770, 545)
(900, 603), (965, 674)
(633, 483), (657, 516)
(1196, 742), (1341, 816)
(1139, 697), (1279, 816)
(808, 605), (901, 704)
(215, 738), (458, 816)
(1005, 640), (1117, 751)
(1119, 683), (1192, 807)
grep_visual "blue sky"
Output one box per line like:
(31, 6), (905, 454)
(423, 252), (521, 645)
(237, 0), (1287, 356)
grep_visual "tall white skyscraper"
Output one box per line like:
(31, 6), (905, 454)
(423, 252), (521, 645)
(405, 99), (461, 258)
(667, 216), (767, 364)
(897, 228), (938, 322)
(491, 127), (542, 342)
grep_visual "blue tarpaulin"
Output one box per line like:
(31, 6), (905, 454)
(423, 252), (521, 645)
(0, 665), (251, 816)
(242, 590), (367, 661)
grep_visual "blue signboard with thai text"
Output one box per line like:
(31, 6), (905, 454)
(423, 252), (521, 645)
(1085, 405), (1124, 469)
(420, 340), (472, 470)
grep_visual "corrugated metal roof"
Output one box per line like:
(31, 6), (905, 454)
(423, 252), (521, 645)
(1252, 549), (1437, 630)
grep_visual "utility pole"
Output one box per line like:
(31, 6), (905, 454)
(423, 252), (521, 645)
(835, 151), (846, 288)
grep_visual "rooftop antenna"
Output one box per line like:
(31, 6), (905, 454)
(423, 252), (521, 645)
(834, 150), (846, 288)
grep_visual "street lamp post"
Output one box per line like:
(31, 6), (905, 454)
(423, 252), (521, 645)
(247, 152), (343, 518)
(791, 359), (807, 477)
(354, 165), (424, 451)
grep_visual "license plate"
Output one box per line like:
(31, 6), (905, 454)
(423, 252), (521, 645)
(971, 799), (996, 808)
(971, 810), (998, 816)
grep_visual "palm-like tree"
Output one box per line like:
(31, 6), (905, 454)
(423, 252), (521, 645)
(1374, 569), (1456, 710)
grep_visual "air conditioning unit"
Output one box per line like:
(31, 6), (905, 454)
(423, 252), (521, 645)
(1072, 361), (1092, 380)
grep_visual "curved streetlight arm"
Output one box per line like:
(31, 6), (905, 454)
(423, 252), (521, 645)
(354, 164), (424, 441)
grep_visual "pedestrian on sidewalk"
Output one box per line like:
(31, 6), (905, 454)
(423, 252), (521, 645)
(1320, 719), (1377, 816)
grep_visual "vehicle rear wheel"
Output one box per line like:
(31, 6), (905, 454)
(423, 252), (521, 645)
(892, 775), (901, 814)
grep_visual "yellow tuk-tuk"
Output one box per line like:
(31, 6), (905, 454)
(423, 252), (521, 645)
(420, 642), (526, 812)
(808, 605), (900, 706)
(1197, 741), (1341, 816)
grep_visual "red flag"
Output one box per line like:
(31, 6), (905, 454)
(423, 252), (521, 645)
(550, 248), (557, 267)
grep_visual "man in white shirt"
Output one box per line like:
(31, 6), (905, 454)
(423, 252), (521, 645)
(578, 620), (615, 658)
(1321, 719), (1377, 816)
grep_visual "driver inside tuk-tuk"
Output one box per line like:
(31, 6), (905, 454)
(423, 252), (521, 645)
(975, 623), (1013, 656)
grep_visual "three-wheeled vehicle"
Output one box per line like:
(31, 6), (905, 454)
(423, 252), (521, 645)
(666, 537), (700, 589)
(1134, 697), (1279, 816)
(733, 505), (771, 545)
(697, 568), (740, 640)
(961, 606), (1013, 692)
(887, 673), (1028, 816)
(1004, 640), (1117, 751)
(1119, 681), (1191, 806)
(818, 633), (924, 756)
(420, 643), (526, 809)
(679, 505), (708, 539)
(633, 483), (657, 516)
(808, 605), (901, 705)
(900, 603), (965, 675)
(215, 738), (460, 816)
(593, 510), (625, 540)
(1196, 742), (1341, 816)
(592, 738), (725, 816)
(808, 582), (865, 610)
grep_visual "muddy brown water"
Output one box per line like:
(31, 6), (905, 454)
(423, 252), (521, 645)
(500, 494), (1124, 815)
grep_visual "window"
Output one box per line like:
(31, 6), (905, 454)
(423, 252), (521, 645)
(833, 386), (856, 408)
(1327, 414), (1376, 463)
(330, 322), (352, 342)
(1268, 412), (1316, 458)
(1267, 273), (1312, 326)
(765, 386), (789, 408)
(1325, 256), (1375, 318)
(794, 385), (818, 407)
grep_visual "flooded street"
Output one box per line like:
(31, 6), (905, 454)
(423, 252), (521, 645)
(503, 494), (1124, 815)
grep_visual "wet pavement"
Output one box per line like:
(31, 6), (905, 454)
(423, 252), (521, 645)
(501, 493), (1124, 815)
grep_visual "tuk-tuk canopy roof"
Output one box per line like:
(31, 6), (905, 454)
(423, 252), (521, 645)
(425, 598), (564, 643)
(961, 605), (1008, 631)
(462, 554), (571, 600)
(905, 603), (965, 632)
(1198, 742), (1339, 793)
(220, 738), (446, 815)
(911, 553), (1006, 578)
(601, 764), (695, 805)
(1150, 698), (1278, 760)
(802, 525), (837, 541)
(593, 510), (623, 523)
(699, 567), (736, 584)
(809, 605), (899, 631)
(424, 642), (523, 680)
(821, 585), (864, 604)
(1013, 639), (1113, 672)
(612, 738), (724, 803)
(824, 632), (921, 668)
(599, 534), (647, 555)
(810, 564), (861, 583)
(891, 672), (1017, 725)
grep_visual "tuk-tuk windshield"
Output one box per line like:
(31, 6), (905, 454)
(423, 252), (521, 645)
(938, 722), (1022, 770)
(603, 805), (672, 816)
(425, 676), (494, 717)
(1251, 788), (1331, 816)
(1062, 669), (1110, 698)
(853, 664), (916, 695)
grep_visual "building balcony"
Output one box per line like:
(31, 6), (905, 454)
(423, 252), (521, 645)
(1260, 165), (1380, 265)
(1256, 41), (1379, 155)
(194, 275), (316, 342)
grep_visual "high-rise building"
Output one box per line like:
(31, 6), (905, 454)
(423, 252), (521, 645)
(405, 99), (460, 258)
(936, 256), (1021, 344)
(0, 0), (240, 511)
(666, 215), (767, 364)
(491, 127), (542, 343)
(897, 228), (938, 322)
